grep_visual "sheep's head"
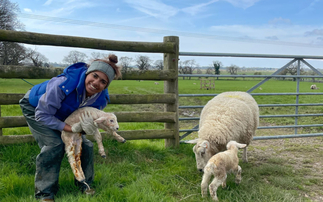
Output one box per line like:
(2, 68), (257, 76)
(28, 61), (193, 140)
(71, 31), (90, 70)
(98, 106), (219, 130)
(94, 113), (119, 132)
(192, 140), (214, 172)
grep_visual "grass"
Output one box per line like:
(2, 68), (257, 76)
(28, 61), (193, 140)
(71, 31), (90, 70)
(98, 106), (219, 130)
(0, 139), (317, 202)
(0, 77), (322, 201)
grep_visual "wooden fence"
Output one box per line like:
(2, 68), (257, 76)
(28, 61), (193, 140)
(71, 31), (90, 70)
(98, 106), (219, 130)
(0, 29), (180, 147)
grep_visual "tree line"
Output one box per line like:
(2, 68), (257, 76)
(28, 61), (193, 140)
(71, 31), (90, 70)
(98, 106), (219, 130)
(0, 0), (317, 78)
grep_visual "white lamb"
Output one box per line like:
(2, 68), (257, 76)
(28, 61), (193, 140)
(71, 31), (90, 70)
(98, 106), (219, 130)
(62, 107), (126, 187)
(310, 84), (319, 90)
(187, 91), (259, 172)
(201, 141), (246, 201)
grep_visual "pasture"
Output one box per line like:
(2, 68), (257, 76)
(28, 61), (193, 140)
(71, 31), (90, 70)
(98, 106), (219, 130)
(0, 77), (322, 201)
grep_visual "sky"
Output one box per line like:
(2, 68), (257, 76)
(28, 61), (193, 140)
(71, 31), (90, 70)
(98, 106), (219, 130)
(10, 0), (323, 69)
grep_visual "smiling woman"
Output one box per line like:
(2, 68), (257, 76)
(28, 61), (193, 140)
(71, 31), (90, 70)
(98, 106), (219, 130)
(18, 54), (122, 201)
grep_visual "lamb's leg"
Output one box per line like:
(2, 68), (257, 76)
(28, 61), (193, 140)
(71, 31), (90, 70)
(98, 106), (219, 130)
(234, 165), (242, 184)
(201, 171), (212, 198)
(93, 129), (106, 158)
(221, 173), (227, 188)
(242, 147), (248, 163)
(112, 131), (126, 143)
(74, 137), (85, 182)
(66, 142), (84, 182)
(209, 175), (225, 201)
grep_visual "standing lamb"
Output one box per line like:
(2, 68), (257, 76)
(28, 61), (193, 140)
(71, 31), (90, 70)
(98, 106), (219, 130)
(186, 91), (259, 172)
(62, 107), (125, 189)
(201, 141), (246, 201)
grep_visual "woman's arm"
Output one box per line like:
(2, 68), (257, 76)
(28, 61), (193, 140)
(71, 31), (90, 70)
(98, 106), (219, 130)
(35, 77), (68, 131)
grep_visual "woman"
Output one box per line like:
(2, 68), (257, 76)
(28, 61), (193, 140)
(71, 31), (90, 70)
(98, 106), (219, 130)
(19, 54), (122, 202)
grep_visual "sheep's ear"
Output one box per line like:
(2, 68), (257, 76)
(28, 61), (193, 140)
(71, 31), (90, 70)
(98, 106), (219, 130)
(200, 140), (210, 149)
(183, 138), (200, 144)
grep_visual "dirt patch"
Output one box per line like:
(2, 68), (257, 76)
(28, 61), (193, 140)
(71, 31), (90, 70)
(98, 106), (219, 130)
(248, 137), (323, 202)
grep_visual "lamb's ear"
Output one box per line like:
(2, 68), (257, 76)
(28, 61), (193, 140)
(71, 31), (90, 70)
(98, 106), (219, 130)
(183, 138), (200, 144)
(236, 143), (247, 149)
(94, 117), (107, 124)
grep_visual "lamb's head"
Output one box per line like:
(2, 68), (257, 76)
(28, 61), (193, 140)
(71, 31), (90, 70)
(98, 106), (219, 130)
(94, 113), (119, 132)
(193, 140), (214, 172)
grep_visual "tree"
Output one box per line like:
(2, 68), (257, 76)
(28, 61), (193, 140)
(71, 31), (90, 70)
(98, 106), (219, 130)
(63, 50), (88, 65)
(89, 51), (109, 61)
(196, 68), (202, 74)
(226, 65), (239, 75)
(178, 59), (198, 80)
(0, 42), (27, 65)
(0, 0), (26, 65)
(153, 60), (163, 70)
(278, 62), (305, 81)
(119, 56), (133, 74)
(213, 61), (222, 75)
(206, 67), (213, 74)
(24, 48), (49, 67)
(135, 55), (151, 70)
(0, 0), (23, 30)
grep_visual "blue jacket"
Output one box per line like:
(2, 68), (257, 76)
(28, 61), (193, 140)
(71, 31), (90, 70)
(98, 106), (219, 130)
(29, 62), (110, 121)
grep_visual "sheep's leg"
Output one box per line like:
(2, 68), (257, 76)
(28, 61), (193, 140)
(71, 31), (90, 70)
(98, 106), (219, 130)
(242, 147), (248, 163)
(201, 171), (212, 198)
(112, 131), (126, 143)
(209, 176), (224, 201)
(234, 165), (242, 184)
(93, 129), (106, 158)
(74, 137), (86, 182)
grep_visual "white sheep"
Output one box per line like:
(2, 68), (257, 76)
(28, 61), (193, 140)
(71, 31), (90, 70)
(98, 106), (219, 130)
(201, 141), (246, 201)
(310, 84), (319, 90)
(154, 82), (159, 85)
(186, 91), (259, 172)
(62, 107), (125, 186)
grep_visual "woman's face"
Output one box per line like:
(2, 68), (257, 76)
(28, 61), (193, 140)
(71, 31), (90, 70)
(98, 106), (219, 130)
(85, 71), (109, 97)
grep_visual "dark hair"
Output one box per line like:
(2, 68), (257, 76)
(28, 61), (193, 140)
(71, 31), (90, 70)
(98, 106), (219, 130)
(93, 54), (122, 80)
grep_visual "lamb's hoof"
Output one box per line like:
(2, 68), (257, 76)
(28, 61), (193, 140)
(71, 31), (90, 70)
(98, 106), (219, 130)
(122, 139), (126, 143)
(101, 155), (106, 159)
(84, 188), (95, 196)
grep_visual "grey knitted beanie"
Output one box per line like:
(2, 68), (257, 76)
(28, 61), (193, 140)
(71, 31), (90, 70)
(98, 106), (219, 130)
(86, 61), (115, 87)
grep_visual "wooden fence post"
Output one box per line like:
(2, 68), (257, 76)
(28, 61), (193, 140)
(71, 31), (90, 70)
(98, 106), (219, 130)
(163, 36), (179, 148)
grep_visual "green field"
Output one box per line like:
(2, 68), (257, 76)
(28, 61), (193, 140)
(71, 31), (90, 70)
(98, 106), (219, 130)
(0, 77), (322, 201)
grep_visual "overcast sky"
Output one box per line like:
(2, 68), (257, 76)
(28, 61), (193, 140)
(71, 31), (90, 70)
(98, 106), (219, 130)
(12, 0), (323, 68)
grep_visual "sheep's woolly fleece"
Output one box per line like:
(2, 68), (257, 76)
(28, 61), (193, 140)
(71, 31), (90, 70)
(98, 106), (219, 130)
(198, 91), (259, 154)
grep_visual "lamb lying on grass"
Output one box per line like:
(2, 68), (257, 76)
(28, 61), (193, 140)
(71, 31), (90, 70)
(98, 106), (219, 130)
(201, 141), (246, 201)
(62, 107), (125, 188)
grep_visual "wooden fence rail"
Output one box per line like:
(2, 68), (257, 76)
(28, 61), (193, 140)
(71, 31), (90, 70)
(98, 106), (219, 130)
(0, 30), (179, 147)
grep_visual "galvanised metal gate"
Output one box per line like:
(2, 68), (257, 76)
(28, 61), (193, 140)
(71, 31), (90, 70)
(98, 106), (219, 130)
(178, 52), (323, 141)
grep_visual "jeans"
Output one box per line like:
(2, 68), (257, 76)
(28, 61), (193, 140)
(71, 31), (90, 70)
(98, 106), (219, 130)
(19, 90), (94, 199)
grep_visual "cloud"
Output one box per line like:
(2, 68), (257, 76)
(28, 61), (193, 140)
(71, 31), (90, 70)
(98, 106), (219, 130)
(268, 17), (291, 25)
(305, 29), (323, 36)
(265, 36), (279, 40)
(44, 0), (54, 6)
(224, 0), (261, 9)
(23, 8), (33, 13)
(124, 0), (178, 20)
(182, 0), (219, 16)
(181, 0), (259, 16)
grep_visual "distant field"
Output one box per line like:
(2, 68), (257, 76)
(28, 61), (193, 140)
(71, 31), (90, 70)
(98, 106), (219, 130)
(1, 76), (323, 136)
